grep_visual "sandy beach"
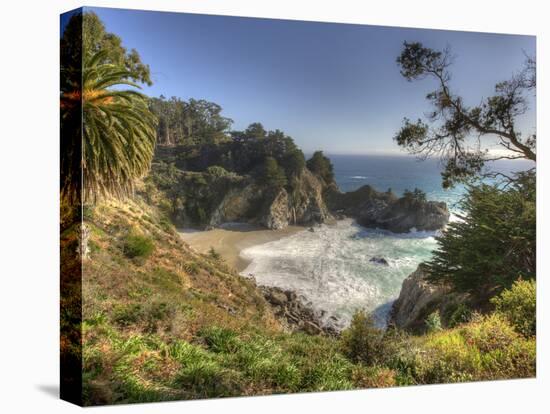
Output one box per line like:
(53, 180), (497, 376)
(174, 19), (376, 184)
(179, 223), (305, 272)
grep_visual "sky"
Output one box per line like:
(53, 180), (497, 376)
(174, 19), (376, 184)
(77, 7), (535, 155)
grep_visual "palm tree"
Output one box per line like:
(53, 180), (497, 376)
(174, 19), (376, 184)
(61, 50), (157, 203)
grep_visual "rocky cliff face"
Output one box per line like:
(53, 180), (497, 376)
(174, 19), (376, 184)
(208, 183), (260, 227)
(390, 266), (468, 332)
(209, 168), (333, 230)
(261, 169), (332, 229)
(261, 189), (290, 230)
(204, 177), (449, 232)
(325, 184), (449, 233)
(153, 152), (449, 232)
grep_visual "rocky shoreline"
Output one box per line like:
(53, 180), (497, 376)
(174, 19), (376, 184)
(257, 283), (340, 336)
(257, 264), (466, 336)
(256, 263), (466, 336)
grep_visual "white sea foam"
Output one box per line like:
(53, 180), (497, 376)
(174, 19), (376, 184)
(240, 219), (438, 330)
(449, 212), (465, 223)
(349, 175), (369, 179)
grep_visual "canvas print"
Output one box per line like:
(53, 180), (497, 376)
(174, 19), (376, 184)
(60, 7), (536, 406)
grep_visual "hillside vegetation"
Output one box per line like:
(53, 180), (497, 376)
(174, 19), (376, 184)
(73, 188), (535, 405)
(78, 194), (352, 404)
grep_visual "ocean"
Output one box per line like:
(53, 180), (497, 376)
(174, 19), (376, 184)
(240, 154), (533, 329)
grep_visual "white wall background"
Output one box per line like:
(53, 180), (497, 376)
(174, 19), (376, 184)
(0, 0), (546, 413)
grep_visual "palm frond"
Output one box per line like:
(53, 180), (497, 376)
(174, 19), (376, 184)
(61, 50), (157, 204)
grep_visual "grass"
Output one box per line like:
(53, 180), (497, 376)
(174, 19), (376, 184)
(83, 317), (357, 404)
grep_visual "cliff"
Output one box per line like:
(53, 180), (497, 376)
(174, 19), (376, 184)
(390, 265), (468, 332)
(205, 167), (333, 229)
(260, 168), (333, 229)
(150, 162), (334, 230)
(325, 184), (449, 233)
(152, 148), (449, 233)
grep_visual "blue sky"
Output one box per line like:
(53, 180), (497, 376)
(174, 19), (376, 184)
(82, 7), (535, 155)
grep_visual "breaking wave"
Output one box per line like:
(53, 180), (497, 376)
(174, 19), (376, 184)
(240, 219), (438, 330)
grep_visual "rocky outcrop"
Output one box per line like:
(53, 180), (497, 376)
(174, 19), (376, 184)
(362, 197), (450, 233)
(370, 257), (389, 266)
(155, 152), (447, 232)
(261, 286), (339, 336)
(325, 184), (449, 233)
(261, 189), (290, 230)
(390, 266), (468, 332)
(209, 168), (333, 230)
(290, 169), (333, 226)
(208, 184), (261, 227)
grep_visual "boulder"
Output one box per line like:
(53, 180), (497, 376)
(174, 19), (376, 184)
(361, 198), (449, 233)
(370, 257), (389, 266)
(302, 320), (322, 335)
(260, 286), (338, 336)
(266, 288), (288, 307)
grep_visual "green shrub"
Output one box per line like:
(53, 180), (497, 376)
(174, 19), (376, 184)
(425, 311), (443, 333)
(340, 310), (384, 365)
(144, 302), (173, 333)
(123, 233), (154, 259)
(281, 149), (306, 179)
(158, 216), (173, 233)
(413, 314), (535, 383)
(446, 303), (473, 328)
(306, 151), (334, 183)
(175, 360), (241, 398)
(352, 366), (397, 388)
(492, 279), (536, 337)
(112, 304), (143, 327)
(402, 188), (427, 204)
(168, 340), (212, 366)
(278, 333), (354, 391)
(154, 265), (181, 283)
(206, 165), (230, 177)
(208, 247), (221, 261)
(218, 334), (296, 389)
(260, 156), (287, 188)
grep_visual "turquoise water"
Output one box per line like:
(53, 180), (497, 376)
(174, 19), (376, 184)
(240, 155), (533, 329)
